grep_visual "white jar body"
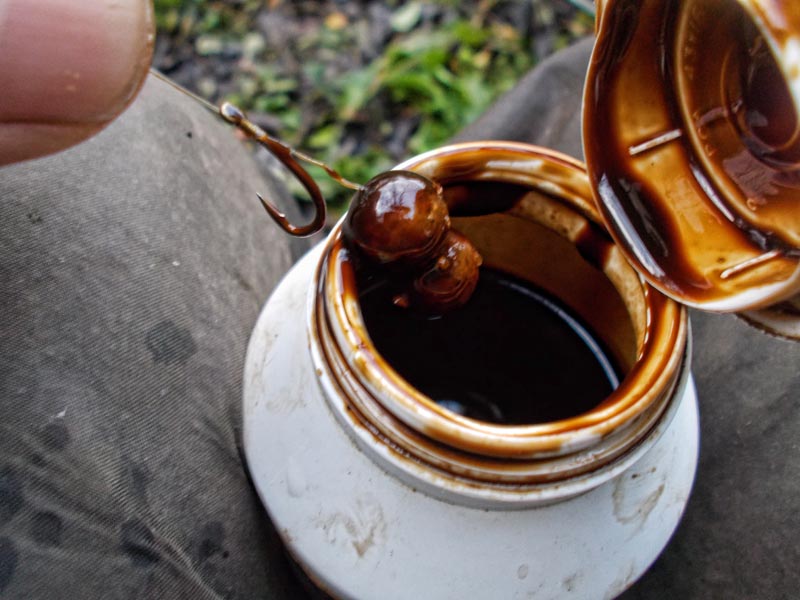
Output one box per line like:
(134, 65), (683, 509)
(243, 244), (699, 600)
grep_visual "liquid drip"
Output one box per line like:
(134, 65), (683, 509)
(358, 267), (620, 425)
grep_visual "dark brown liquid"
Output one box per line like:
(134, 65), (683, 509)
(358, 267), (620, 425)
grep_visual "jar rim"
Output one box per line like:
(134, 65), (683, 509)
(315, 142), (687, 459)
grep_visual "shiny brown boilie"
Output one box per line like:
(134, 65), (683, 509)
(411, 230), (483, 313)
(343, 171), (451, 266)
(342, 171), (483, 313)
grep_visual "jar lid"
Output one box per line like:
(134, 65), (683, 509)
(583, 0), (800, 335)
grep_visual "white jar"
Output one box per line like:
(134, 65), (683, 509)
(244, 143), (698, 600)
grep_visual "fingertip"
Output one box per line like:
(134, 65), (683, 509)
(0, 122), (105, 167)
(0, 0), (154, 164)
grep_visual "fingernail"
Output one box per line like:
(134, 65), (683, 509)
(0, 0), (154, 125)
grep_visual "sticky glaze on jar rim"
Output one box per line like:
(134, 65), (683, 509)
(310, 143), (688, 471)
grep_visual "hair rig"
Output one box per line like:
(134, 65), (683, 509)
(151, 69), (483, 313)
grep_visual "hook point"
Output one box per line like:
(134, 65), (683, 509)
(256, 192), (285, 219)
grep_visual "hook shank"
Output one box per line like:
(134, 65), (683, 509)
(220, 102), (327, 237)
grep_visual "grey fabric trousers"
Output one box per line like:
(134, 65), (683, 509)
(2, 37), (799, 599)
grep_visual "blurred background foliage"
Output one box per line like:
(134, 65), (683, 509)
(153, 0), (594, 217)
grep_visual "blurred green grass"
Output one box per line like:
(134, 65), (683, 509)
(154, 1), (594, 217)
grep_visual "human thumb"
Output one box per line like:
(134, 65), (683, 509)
(0, 0), (154, 166)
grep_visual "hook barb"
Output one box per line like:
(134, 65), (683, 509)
(256, 192), (295, 234)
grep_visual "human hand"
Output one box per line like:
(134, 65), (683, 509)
(0, 0), (154, 166)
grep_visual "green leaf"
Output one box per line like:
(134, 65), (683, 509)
(432, 65), (455, 88)
(409, 119), (451, 154)
(419, 47), (449, 70)
(335, 64), (382, 120)
(254, 94), (290, 113)
(306, 124), (343, 149)
(199, 8), (221, 33)
(302, 62), (326, 87)
(278, 108), (301, 132)
(390, 2), (423, 33)
(451, 20), (489, 47)
(383, 71), (434, 98)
